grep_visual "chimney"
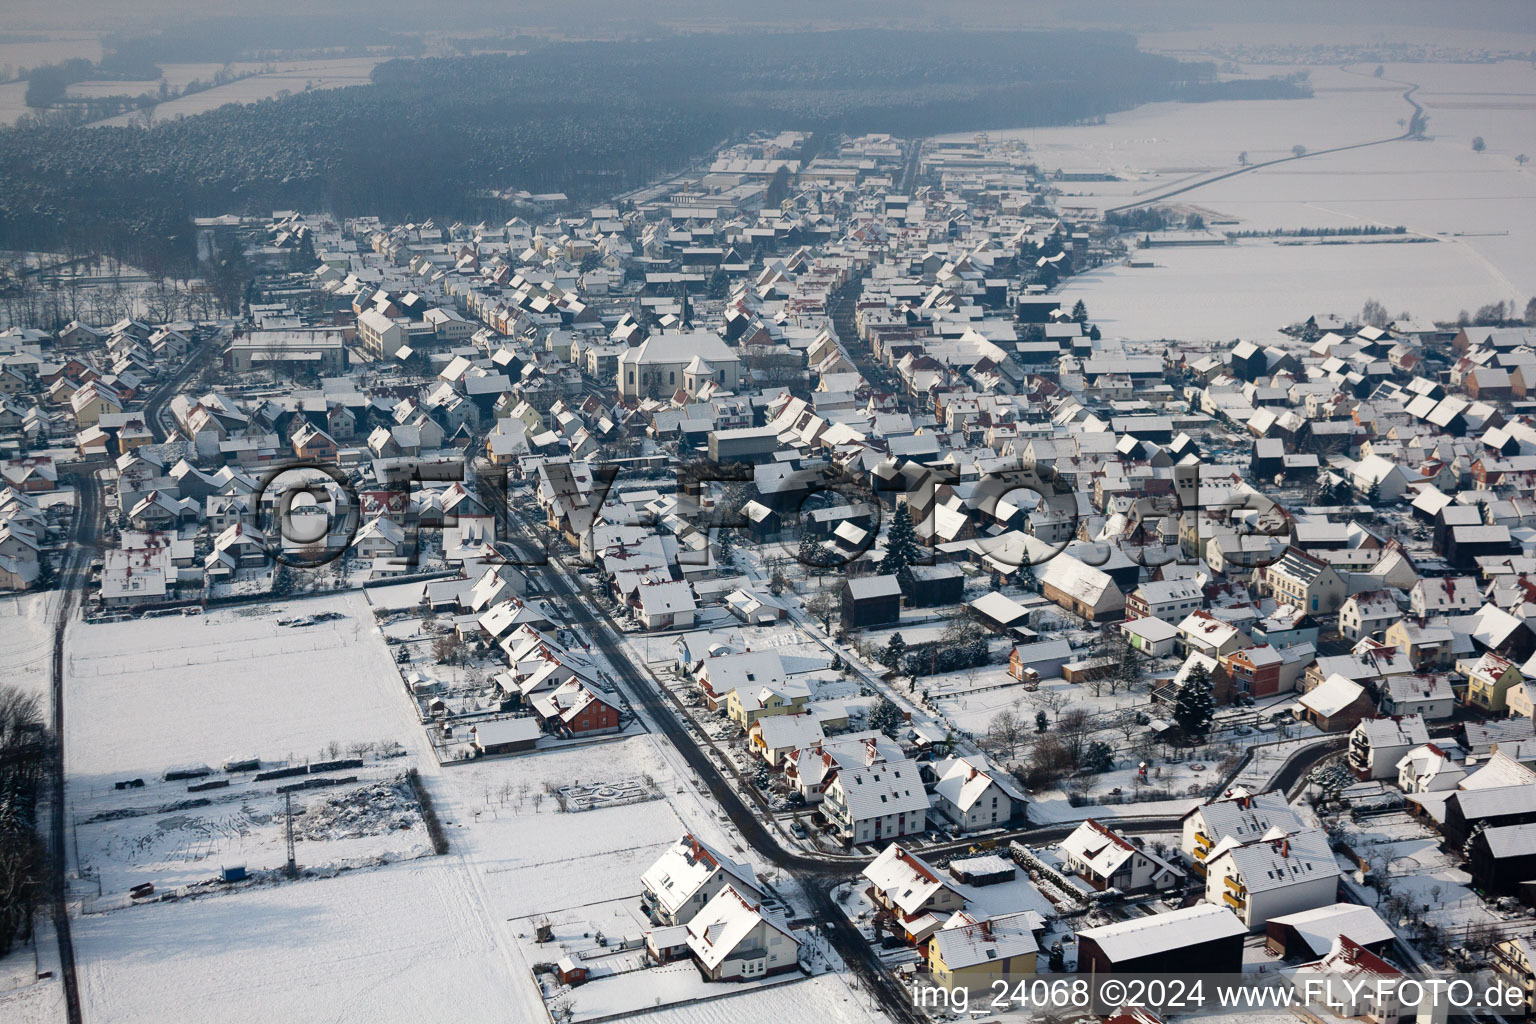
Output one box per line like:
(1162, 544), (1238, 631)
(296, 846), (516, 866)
(1280, 839), (1290, 858)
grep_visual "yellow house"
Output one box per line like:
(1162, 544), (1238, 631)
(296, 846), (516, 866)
(70, 383), (121, 428)
(1493, 937), (1535, 1016)
(927, 911), (1038, 989)
(1460, 653), (1522, 713)
(727, 681), (811, 731)
(1384, 620), (1456, 671)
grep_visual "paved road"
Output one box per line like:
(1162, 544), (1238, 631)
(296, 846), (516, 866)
(474, 469), (1378, 1020)
(1103, 81), (1421, 215)
(476, 475), (927, 1022)
(47, 466), (103, 1024)
(143, 330), (222, 442)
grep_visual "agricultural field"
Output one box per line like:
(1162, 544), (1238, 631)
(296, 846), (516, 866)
(954, 61), (1536, 342)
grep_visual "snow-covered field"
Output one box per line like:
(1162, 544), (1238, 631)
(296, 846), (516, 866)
(63, 593), (423, 790)
(88, 57), (381, 126)
(0, 590), (60, 705)
(72, 857), (525, 1024)
(951, 61), (1536, 342)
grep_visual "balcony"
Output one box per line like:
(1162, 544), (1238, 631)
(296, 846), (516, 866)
(1222, 890), (1246, 910)
(1222, 875), (1245, 894)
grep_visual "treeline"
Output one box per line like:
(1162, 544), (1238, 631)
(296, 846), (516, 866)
(0, 30), (1221, 276)
(0, 688), (48, 959)
(1174, 75), (1311, 102)
(1228, 225), (1409, 238)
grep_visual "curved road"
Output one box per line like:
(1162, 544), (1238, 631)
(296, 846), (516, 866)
(476, 468), (1363, 1021)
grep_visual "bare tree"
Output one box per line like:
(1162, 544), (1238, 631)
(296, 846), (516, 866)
(1031, 688), (1069, 722)
(988, 709), (1025, 759)
(1058, 708), (1096, 768)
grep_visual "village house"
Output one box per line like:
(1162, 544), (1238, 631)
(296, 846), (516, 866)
(1202, 829), (1340, 929)
(821, 758), (930, 845)
(684, 884), (799, 981)
(1347, 715), (1430, 780)
(929, 754), (1027, 832)
(927, 911), (1040, 989)
(1379, 674), (1456, 719)
(641, 834), (761, 931)
(1298, 674), (1377, 733)
(1337, 590), (1400, 641)
(1059, 818), (1183, 894)
(1461, 652), (1524, 713)
(1395, 742), (1466, 793)
(1038, 552), (1125, 621)
(861, 843), (966, 944)
(1180, 789), (1305, 877)
(1259, 547), (1346, 617)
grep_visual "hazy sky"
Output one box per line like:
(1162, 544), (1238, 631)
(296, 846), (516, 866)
(4, 0), (1533, 38)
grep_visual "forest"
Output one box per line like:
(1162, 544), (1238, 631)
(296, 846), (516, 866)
(0, 30), (1305, 275)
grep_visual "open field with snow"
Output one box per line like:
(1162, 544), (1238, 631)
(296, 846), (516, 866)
(72, 857), (524, 1024)
(948, 61), (1536, 342)
(0, 590), (60, 705)
(88, 57), (381, 126)
(63, 593), (424, 790)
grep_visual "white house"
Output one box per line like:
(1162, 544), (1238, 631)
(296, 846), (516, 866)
(929, 754), (1028, 832)
(1202, 829), (1340, 929)
(1396, 743), (1466, 793)
(821, 758), (930, 845)
(861, 843), (967, 944)
(1347, 715), (1429, 780)
(685, 884), (799, 981)
(641, 833), (760, 926)
(1379, 674), (1456, 720)
(1408, 576), (1480, 619)
(1337, 590), (1400, 641)
(1059, 818), (1183, 894)
(1180, 789), (1305, 877)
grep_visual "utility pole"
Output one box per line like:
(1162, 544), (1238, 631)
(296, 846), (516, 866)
(284, 793), (297, 878)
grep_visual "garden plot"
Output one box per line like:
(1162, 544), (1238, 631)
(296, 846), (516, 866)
(618, 973), (885, 1024)
(431, 735), (776, 922)
(1344, 810), (1508, 935)
(76, 773), (431, 905)
(557, 777), (662, 812)
(63, 592), (426, 792)
(509, 894), (811, 1023)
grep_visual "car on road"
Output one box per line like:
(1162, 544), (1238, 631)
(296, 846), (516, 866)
(790, 820), (807, 839)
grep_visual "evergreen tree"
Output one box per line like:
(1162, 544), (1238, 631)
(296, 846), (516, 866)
(1070, 299), (1088, 324)
(1035, 710), (1050, 733)
(1082, 741), (1115, 773)
(882, 632), (907, 671)
(879, 503), (919, 576)
(1173, 663), (1215, 739)
(869, 697), (904, 739)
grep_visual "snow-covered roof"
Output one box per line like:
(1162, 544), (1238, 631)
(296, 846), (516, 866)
(1299, 674), (1366, 718)
(930, 910), (1039, 970)
(1268, 903), (1394, 957)
(861, 844), (961, 916)
(1078, 904), (1246, 963)
(685, 884), (795, 970)
(641, 834), (759, 919)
